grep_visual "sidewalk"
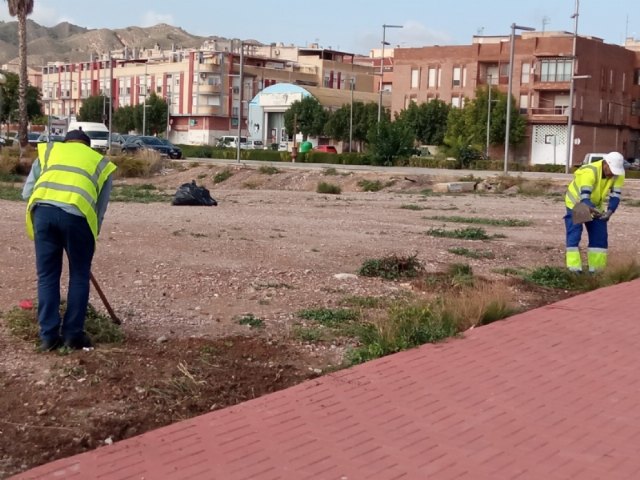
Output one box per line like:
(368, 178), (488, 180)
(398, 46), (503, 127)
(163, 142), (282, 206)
(14, 280), (640, 480)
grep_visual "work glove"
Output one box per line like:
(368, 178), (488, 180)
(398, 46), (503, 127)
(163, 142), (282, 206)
(600, 210), (613, 222)
(588, 207), (602, 219)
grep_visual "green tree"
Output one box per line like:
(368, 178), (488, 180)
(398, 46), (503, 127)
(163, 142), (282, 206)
(0, 71), (41, 125)
(112, 105), (136, 134)
(419, 99), (450, 145)
(6, 0), (34, 149)
(324, 101), (381, 152)
(134, 93), (167, 135)
(78, 95), (110, 123)
(284, 96), (327, 141)
(366, 118), (415, 166)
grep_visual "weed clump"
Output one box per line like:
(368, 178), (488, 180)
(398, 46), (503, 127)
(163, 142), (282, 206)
(426, 227), (493, 241)
(297, 308), (358, 327)
(448, 247), (495, 259)
(316, 182), (341, 194)
(357, 179), (384, 192)
(358, 254), (422, 280)
(237, 314), (264, 328)
(5, 302), (123, 345)
(213, 168), (233, 184)
(258, 165), (280, 175)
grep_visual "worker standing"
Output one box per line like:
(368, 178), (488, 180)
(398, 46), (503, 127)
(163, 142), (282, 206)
(22, 130), (117, 351)
(564, 152), (625, 273)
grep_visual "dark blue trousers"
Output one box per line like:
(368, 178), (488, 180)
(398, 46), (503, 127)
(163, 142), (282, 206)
(33, 205), (95, 344)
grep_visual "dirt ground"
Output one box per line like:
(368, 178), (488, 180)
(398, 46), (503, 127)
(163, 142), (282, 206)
(2, 162), (640, 478)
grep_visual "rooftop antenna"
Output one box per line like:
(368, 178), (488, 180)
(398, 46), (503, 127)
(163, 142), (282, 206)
(625, 14), (629, 41)
(476, 27), (484, 36)
(542, 16), (551, 32)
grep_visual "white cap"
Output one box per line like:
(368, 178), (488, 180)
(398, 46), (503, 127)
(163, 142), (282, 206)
(603, 152), (625, 175)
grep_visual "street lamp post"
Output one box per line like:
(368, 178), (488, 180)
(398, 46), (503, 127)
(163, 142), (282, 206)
(237, 42), (244, 163)
(485, 75), (492, 158)
(377, 24), (403, 123)
(0, 73), (6, 137)
(565, 0), (580, 174)
(504, 23), (535, 174)
(349, 77), (354, 152)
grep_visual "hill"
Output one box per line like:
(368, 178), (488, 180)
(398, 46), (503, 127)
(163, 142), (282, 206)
(0, 19), (205, 66)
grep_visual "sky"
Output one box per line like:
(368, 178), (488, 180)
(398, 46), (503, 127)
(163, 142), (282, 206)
(1, 0), (638, 55)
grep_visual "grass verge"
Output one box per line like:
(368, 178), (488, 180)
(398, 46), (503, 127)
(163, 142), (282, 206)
(426, 215), (532, 227)
(110, 184), (169, 203)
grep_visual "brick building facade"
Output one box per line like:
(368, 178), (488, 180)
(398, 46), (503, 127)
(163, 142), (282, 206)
(392, 32), (640, 165)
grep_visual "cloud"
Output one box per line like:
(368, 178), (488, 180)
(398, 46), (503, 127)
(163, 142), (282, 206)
(140, 11), (175, 27)
(0, 3), (73, 26)
(354, 20), (454, 54)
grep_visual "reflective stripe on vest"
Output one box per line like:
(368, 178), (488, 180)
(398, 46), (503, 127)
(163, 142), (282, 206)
(565, 164), (598, 208)
(26, 143), (116, 241)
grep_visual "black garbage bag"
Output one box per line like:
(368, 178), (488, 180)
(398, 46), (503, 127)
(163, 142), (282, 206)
(172, 180), (218, 206)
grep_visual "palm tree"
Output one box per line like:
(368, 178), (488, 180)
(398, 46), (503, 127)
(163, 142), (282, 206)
(6, 0), (34, 150)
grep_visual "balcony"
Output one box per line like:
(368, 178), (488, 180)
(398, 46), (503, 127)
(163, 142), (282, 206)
(193, 105), (219, 115)
(529, 106), (570, 123)
(196, 83), (223, 94)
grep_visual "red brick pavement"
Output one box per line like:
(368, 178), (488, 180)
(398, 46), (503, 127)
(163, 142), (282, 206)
(13, 280), (640, 480)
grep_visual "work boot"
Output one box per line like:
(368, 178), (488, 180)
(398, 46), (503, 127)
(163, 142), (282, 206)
(39, 337), (62, 352)
(64, 333), (93, 350)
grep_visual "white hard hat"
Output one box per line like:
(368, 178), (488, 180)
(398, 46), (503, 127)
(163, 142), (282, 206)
(603, 152), (625, 175)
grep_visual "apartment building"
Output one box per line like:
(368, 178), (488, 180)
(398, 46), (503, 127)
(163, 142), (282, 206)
(40, 44), (376, 145)
(393, 32), (640, 165)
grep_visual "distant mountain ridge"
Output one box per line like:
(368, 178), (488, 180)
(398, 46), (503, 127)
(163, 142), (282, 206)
(0, 19), (208, 67)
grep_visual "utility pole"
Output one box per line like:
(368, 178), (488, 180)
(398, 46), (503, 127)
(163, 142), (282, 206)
(485, 75), (492, 158)
(349, 77), (354, 152)
(142, 62), (148, 136)
(108, 53), (113, 154)
(377, 24), (403, 123)
(565, 0), (580, 174)
(236, 42), (244, 163)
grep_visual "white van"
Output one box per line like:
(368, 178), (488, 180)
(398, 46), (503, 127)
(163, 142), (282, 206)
(217, 135), (247, 149)
(67, 121), (110, 152)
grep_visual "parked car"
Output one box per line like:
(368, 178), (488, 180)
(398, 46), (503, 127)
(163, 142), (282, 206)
(244, 140), (265, 150)
(157, 138), (182, 159)
(67, 121), (110, 152)
(110, 133), (136, 154)
(217, 135), (247, 149)
(314, 145), (338, 154)
(12, 132), (41, 147)
(121, 135), (182, 158)
(582, 152), (634, 171)
(37, 133), (65, 143)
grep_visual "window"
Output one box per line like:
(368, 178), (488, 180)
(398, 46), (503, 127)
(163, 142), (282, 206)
(427, 67), (437, 88)
(622, 73), (626, 92)
(411, 68), (420, 89)
(451, 96), (461, 108)
(631, 100), (639, 116)
(540, 58), (572, 82)
(452, 67), (461, 87)
(635, 69), (640, 85)
(519, 94), (529, 114)
(462, 67), (467, 87)
(521, 62), (530, 84)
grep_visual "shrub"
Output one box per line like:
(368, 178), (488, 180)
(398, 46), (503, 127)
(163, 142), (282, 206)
(359, 254), (422, 280)
(357, 179), (384, 192)
(258, 165), (280, 175)
(316, 182), (341, 194)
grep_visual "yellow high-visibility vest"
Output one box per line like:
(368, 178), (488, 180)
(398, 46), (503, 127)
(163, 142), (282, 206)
(565, 160), (624, 210)
(26, 142), (116, 241)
